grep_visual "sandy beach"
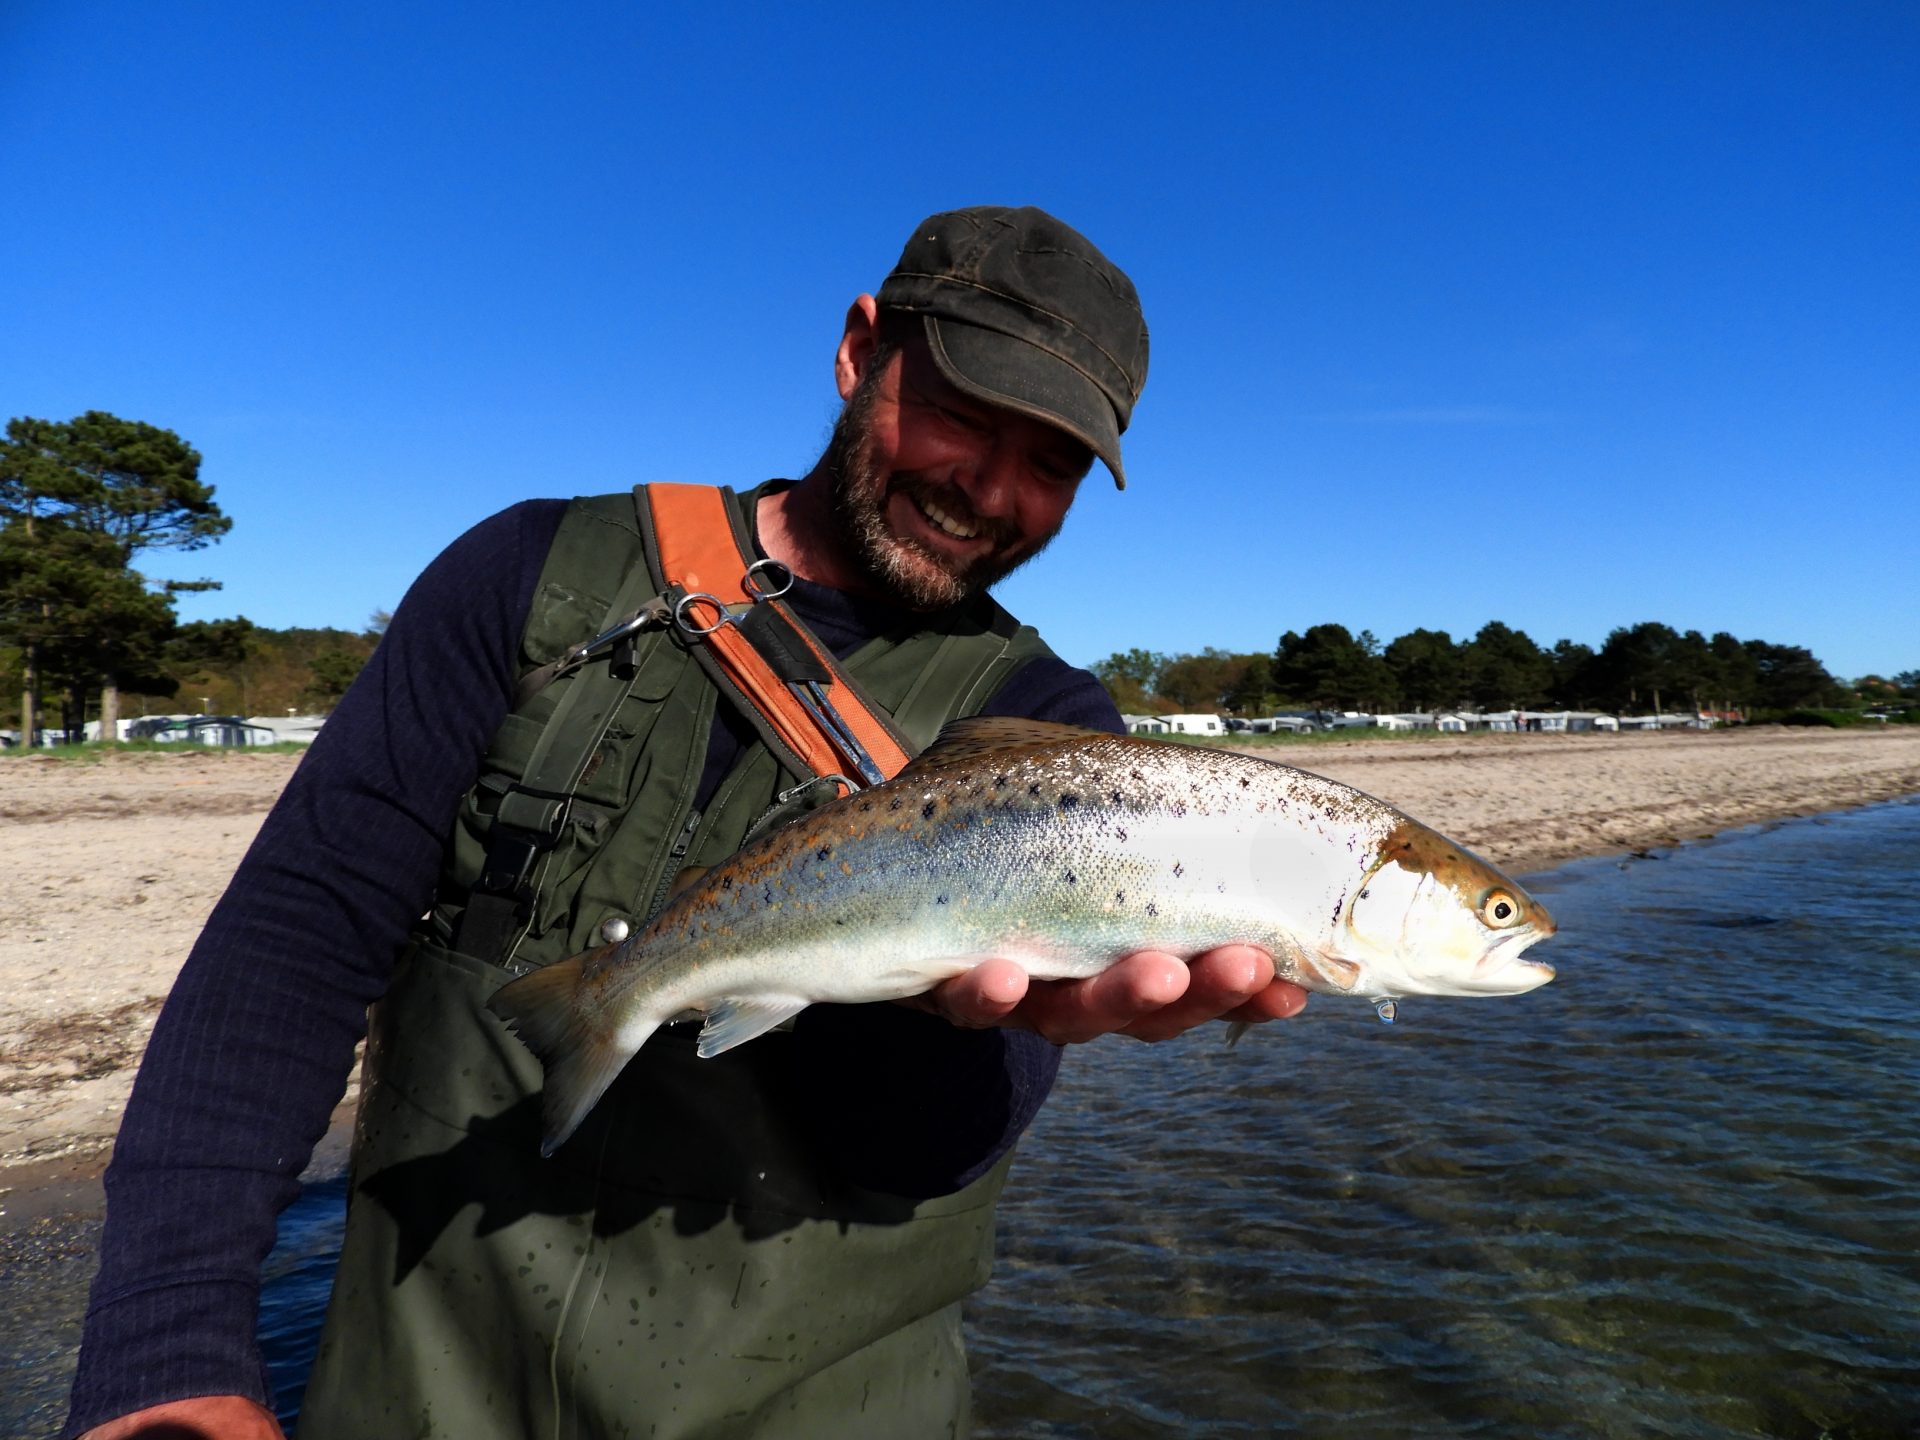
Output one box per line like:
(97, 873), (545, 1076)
(4, 725), (1920, 1189)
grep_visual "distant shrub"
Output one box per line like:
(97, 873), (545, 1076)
(1775, 709), (1849, 727)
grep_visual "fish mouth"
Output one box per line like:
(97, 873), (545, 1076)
(1472, 932), (1557, 992)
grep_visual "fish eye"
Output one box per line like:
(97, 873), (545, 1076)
(1480, 890), (1522, 928)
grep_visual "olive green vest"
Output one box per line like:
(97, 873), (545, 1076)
(299, 484), (1055, 1439)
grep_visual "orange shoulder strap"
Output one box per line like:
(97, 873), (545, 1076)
(639, 482), (915, 786)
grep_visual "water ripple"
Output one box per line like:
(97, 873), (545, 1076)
(969, 801), (1920, 1439)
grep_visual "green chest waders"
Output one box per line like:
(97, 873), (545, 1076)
(298, 485), (1054, 1440)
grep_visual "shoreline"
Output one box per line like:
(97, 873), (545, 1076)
(5, 726), (1920, 1215)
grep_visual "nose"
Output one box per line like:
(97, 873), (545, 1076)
(952, 437), (1023, 519)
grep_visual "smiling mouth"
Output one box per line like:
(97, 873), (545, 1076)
(912, 492), (980, 541)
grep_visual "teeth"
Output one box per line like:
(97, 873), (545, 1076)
(916, 494), (978, 540)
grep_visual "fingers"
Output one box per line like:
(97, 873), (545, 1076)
(1117, 945), (1280, 1042)
(909, 947), (1311, 1044)
(1228, 977), (1311, 1024)
(916, 958), (1030, 1028)
(1018, 951), (1193, 1045)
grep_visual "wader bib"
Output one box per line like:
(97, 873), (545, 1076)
(300, 484), (1054, 1439)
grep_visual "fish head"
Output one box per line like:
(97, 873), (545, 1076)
(1338, 820), (1557, 998)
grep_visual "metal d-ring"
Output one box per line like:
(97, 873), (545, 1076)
(672, 590), (733, 636)
(742, 558), (794, 602)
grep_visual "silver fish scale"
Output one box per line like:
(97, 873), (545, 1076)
(615, 736), (1404, 1015)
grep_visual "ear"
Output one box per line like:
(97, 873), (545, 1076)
(835, 294), (882, 401)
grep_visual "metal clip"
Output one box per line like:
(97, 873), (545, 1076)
(789, 683), (887, 787)
(550, 597), (673, 677)
(776, 773), (854, 806)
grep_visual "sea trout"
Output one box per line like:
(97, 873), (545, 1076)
(489, 718), (1556, 1152)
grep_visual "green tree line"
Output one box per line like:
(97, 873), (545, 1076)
(1094, 622), (1913, 720)
(0, 411), (379, 738)
(6, 410), (1908, 742)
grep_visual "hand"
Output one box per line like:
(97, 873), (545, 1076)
(79, 1396), (285, 1440)
(915, 945), (1308, 1045)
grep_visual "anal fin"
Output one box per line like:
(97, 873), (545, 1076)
(696, 996), (811, 1057)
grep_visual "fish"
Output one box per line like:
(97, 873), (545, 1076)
(488, 717), (1557, 1153)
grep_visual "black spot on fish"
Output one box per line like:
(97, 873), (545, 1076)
(1109, 789), (1123, 803)
(1115, 827), (1129, 842)
(721, 876), (733, 890)
(994, 774), (1009, 789)
(1173, 861), (1184, 878)
(1146, 902), (1158, 917)
(1114, 890), (1126, 904)
(922, 801), (937, 819)
(1058, 793), (1079, 809)
(1239, 776), (1249, 787)
(1359, 888), (1371, 899)
(817, 846), (832, 861)
(763, 887), (776, 904)
(1063, 870), (1077, 884)
(1332, 889), (1347, 924)
(889, 797), (902, 811)
(1028, 782), (1042, 796)
(936, 894), (949, 906)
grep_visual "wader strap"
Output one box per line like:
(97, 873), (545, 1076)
(636, 481), (917, 784)
(454, 556), (662, 969)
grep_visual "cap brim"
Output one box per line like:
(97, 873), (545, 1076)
(921, 315), (1126, 489)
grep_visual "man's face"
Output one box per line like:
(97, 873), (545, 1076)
(827, 334), (1094, 610)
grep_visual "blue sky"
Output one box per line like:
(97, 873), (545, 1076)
(3, 2), (1914, 682)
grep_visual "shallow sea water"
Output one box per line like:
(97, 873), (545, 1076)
(10, 800), (1917, 1438)
(966, 799), (1920, 1439)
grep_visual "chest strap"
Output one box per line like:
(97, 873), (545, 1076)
(637, 482), (916, 787)
(457, 483), (919, 968)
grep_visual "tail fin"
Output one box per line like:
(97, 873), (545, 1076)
(487, 955), (655, 1156)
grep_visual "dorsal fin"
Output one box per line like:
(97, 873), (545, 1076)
(905, 716), (1102, 772)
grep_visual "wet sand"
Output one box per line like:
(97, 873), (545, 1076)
(5, 726), (1920, 1198)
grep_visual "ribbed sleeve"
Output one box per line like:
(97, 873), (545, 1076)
(63, 500), (561, 1435)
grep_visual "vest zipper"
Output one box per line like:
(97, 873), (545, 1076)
(645, 808), (703, 920)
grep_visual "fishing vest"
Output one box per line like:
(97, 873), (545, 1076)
(300, 482), (1056, 1440)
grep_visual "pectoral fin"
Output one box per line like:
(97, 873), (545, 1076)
(696, 996), (811, 1057)
(1305, 951), (1364, 991)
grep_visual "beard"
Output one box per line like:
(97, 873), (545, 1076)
(823, 360), (1059, 611)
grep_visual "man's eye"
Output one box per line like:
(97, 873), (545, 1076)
(938, 405), (987, 434)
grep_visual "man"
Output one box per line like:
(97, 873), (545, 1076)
(69, 206), (1306, 1439)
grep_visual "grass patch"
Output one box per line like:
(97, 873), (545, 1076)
(0, 739), (311, 764)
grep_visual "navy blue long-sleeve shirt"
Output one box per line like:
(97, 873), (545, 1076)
(65, 494), (1122, 1433)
